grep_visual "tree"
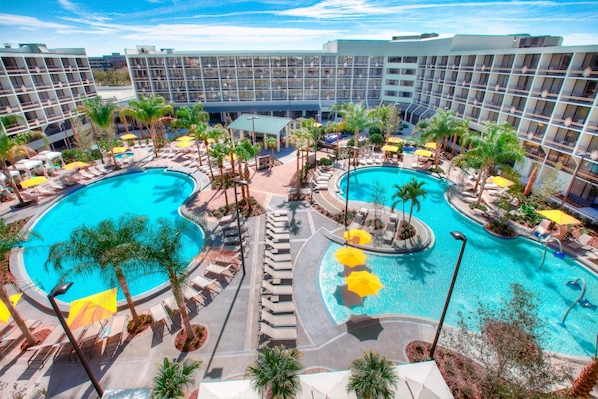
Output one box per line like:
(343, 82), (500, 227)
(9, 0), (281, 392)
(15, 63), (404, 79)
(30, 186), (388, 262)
(523, 163), (539, 197)
(333, 101), (371, 148)
(46, 214), (148, 330)
(369, 133), (384, 148)
(346, 351), (399, 399)
(369, 180), (387, 228)
(404, 178), (427, 225)
(265, 136), (277, 168)
(0, 126), (39, 205)
(78, 96), (118, 166)
(142, 219), (196, 344)
(205, 124), (229, 181)
(533, 162), (563, 207)
(207, 142), (231, 208)
(235, 139), (260, 212)
(569, 358), (598, 398)
(246, 345), (303, 399)
(0, 218), (40, 346)
(325, 121), (346, 156)
(390, 184), (409, 227)
(289, 128), (309, 192)
(173, 103), (209, 167)
(121, 95), (174, 157)
(452, 283), (568, 397)
(152, 357), (203, 399)
(455, 122), (525, 207)
(415, 109), (469, 166)
(369, 104), (401, 141)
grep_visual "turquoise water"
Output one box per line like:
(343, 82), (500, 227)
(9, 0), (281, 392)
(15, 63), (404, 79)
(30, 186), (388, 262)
(22, 169), (204, 302)
(323, 167), (598, 356)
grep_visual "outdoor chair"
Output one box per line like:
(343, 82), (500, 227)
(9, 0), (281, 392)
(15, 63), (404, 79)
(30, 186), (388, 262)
(263, 265), (293, 281)
(192, 275), (223, 297)
(259, 322), (297, 342)
(567, 233), (594, 251)
(266, 232), (290, 242)
(264, 250), (292, 263)
(264, 258), (293, 271)
(102, 314), (128, 357)
(26, 326), (66, 367)
(261, 297), (295, 314)
(149, 303), (174, 334)
(262, 280), (294, 296)
(205, 263), (236, 281)
(260, 309), (296, 328)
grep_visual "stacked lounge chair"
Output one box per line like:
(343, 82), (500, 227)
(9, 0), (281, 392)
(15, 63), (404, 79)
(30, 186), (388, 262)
(348, 208), (369, 230)
(311, 169), (333, 192)
(259, 210), (297, 345)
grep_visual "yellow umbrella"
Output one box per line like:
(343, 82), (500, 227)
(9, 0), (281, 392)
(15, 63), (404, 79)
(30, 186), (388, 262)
(335, 247), (367, 267)
(414, 149), (434, 157)
(64, 161), (90, 170)
(120, 133), (138, 140)
(537, 210), (581, 226)
(380, 145), (399, 152)
(226, 153), (238, 161)
(344, 229), (372, 245)
(110, 147), (127, 155)
(488, 176), (515, 188)
(175, 140), (195, 148)
(345, 271), (383, 298)
(424, 142), (437, 150)
(67, 288), (117, 330)
(176, 135), (194, 142)
(20, 176), (47, 188)
(0, 293), (23, 323)
(388, 137), (403, 144)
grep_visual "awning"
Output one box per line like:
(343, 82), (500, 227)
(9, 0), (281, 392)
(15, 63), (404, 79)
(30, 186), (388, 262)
(227, 114), (292, 136)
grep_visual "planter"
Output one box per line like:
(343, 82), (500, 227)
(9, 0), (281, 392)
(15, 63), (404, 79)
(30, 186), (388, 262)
(484, 222), (518, 239)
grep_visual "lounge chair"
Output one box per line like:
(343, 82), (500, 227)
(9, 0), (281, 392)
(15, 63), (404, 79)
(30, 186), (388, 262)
(266, 227), (288, 235)
(262, 280), (293, 296)
(149, 303), (173, 333)
(568, 233), (594, 251)
(533, 219), (552, 238)
(267, 214), (288, 223)
(261, 297), (295, 314)
(259, 322), (296, 342)
(264, 251), (292, 263)
(263, 265), (293, 281)
(266, 232), (290, 242)
(78, 169), (96, 180)
(26, 326), (66, 367)
(261, 310), (296, 327)
(46, 180), (65, 190)
(192, 275), (222, 296)
(265, 239), (291, 253)
(383, 230), (395, 244)
(264, 258), (293, 271)
(205, 263), (236, 280)
(267, 220), (288, 229)
(347, 213), (364, 230)
(102, 314), (128, 357)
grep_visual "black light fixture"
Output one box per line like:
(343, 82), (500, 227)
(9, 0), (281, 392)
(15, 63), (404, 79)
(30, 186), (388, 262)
(344, 146), (360, 231)
(48, 282), (104, 398)
(429, 231), (467, 358)
(233, 179), (249, 275)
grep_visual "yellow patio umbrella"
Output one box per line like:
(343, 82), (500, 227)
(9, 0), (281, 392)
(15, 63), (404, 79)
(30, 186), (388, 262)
(110, 147), (127, 155)
(335, 247), (367, 267)
(388, 137), (403, 144)
(226, 153), (238, 161)
(488, 176), (515, 188)
(424, 142), (437, 150)
(175, 140), (195, 148)
(120, 133), (138, 140)
(67, 287), (118, 330)
(0, 293), (23, 323)
(345, 270), (383, 298)
(176, 135), (194, 142)
(380, 145), (399, 152)
(64, 161), (90, 170)
(344, 229), (372, 245)
(414, 149), (434, 158)
(20, 176), (47, 188)
(537, 210), (581, 226)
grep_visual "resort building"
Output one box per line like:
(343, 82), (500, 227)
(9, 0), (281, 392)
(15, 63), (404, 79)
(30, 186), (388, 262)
(125, 34), (598, 215)
(0, 43), (97, 149)
(88, 52), (128, 71)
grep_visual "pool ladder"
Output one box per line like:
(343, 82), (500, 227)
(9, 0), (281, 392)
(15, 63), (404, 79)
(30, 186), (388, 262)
(538, 235), (564, 270)
(561, 278), (586, 325)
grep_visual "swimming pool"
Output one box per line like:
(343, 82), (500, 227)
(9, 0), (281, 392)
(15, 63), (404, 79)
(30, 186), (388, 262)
(21, 169), (204, 303)
(322, 167), (598, 356)
(114, 152), (134, 159)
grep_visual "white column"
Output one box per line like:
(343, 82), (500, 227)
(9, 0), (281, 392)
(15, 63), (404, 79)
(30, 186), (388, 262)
(276, 133), (280, 152)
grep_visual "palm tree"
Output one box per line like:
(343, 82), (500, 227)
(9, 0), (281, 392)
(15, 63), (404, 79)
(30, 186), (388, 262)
(235, 139), (259, 212)
(205, 124), (229, 181)
(142, 218), (196, 343)
(207, 142), (231, 208)
(415, 109), (469, 166)
(524, 163), (539, 197)
(404, 178), (427, 225)
(173, 103), (209, 167)
(77, 96), (118, 166)
(455, 121), (525, 207)
(369, 104), (401, 142)
(121, 95), (174, 158)
(46, 214), (148, 330)
(289, 128), (309, 192)
(346, 351), (399, 399)
(0, 127), (39, 205)
(152, 357), (203, 399)
(0, 218), (40, 346)
(265, 136), (277, 168)
(390, 184), (410, 227)
(246, 345), (303, 399)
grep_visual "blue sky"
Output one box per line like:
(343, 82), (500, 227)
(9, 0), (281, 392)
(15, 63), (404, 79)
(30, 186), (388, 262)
(1, 0), (597, 56)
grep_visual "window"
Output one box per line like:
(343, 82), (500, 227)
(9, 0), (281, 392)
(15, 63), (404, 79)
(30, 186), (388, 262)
(387, 68), (399, 75)
(385, 90), (397, 96)
(403, 57), (417, 63)
(388, 57), (402, 63)
(386, 79), (399, 86)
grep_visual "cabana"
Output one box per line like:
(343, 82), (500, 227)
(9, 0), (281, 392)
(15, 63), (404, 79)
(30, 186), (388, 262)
(13, 159), (48, 178)
(31, 150), (65, 169)
(227, 114), (292, 152)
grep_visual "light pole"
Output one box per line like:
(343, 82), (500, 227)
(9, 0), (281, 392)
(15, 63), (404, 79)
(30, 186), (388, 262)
(47, 282), (104, 398)
(561, 152), (588, 208)
(429, 231), (467, 359)
(344, 146), (360, 230)
(248, 116), (258, 145)
(233, 179), (248, 275)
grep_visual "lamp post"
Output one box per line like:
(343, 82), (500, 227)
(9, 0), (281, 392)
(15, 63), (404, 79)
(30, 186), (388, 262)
(47, 282), (104, 398)
(248, 116), (258, 145)
(429, 231), (467, 358)
(233, 179), (248, 275)
(344, 145), (360, 231)
(561, 152), (588, 208)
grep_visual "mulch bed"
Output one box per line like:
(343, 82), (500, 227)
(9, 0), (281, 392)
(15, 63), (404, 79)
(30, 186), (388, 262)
(127, 314), (152, 335)
(20, 327), (52, 350)
(175, 324), (207, 352)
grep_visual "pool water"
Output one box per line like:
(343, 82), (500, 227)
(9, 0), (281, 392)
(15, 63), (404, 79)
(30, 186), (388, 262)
(323, 167), (598, 356)
(22, 169), (204, 302)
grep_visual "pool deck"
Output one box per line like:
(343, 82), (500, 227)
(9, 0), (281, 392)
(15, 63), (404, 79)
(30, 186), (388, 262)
(0, 147), (595, 398)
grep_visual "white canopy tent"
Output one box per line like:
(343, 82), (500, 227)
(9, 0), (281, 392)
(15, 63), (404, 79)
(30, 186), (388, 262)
(395, 361), (454, 399)
(31, 150), (65, 167)
(13, 159), (48, 178)
(300, 370), (355, 399)
(198, 379), (260, 399)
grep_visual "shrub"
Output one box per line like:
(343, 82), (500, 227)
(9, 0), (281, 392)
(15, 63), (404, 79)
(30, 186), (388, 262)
(369, 133), (384, 146)
(318, 157), (332, 166)
(368, 126), (381, 135)
(487, 216), (516, 237)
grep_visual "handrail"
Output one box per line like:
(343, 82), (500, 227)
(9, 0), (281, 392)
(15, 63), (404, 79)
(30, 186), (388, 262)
(538, 235), (564, 270)
(561, 278), (586, 324)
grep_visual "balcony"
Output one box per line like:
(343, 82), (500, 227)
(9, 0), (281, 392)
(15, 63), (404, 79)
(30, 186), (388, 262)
(5, 66), (28, 74)
(19, 101), (38, 111)
(519, 132), (543, 144)
(531, 89), (559, 101)
(552, 115), (585, 130)
(506, 85), (531, 95)
(543, 137), (575, 153)
(524, 110), (552, 122)
(537, 67), (567, 76)
(560, 92), (596, 105)
(568, 67), (597, 79)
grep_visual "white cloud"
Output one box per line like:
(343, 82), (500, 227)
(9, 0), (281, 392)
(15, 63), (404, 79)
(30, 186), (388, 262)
(0, 13), (71, 29)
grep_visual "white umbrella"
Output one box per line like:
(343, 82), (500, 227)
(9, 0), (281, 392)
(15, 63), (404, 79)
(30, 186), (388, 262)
(300, 370), (356, 399)
(396, 361), (454, 399)
(198, 380), (260, 399)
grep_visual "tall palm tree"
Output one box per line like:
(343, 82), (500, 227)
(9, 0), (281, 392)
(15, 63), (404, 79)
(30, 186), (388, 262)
(369, 104), (401, 142)
(78, 96), (118, 166)
(332, 101), (371, 149)
(415, 109), (469, 166)
(235, 139), (259, 212)
(142, 218), (197, 343)
(346, 351), (399, 399)
(404, 178), (427, 225)
(265, 136), (277, 168)
(46, 214), (148, 330)
(205, 124), (229, 181)
(246, 345), (303, 399)
(289, 128), (309, 192)
(0, 127), (39, 205)
(173, 103), (209, 167)
(152, 357), (203, 399)
(121, 95), (174, 158)
(207, 142), (231, 208)
(0, 218), (40, 346)
(455, 121), (525, 206)
(390, 184), (409, 227)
